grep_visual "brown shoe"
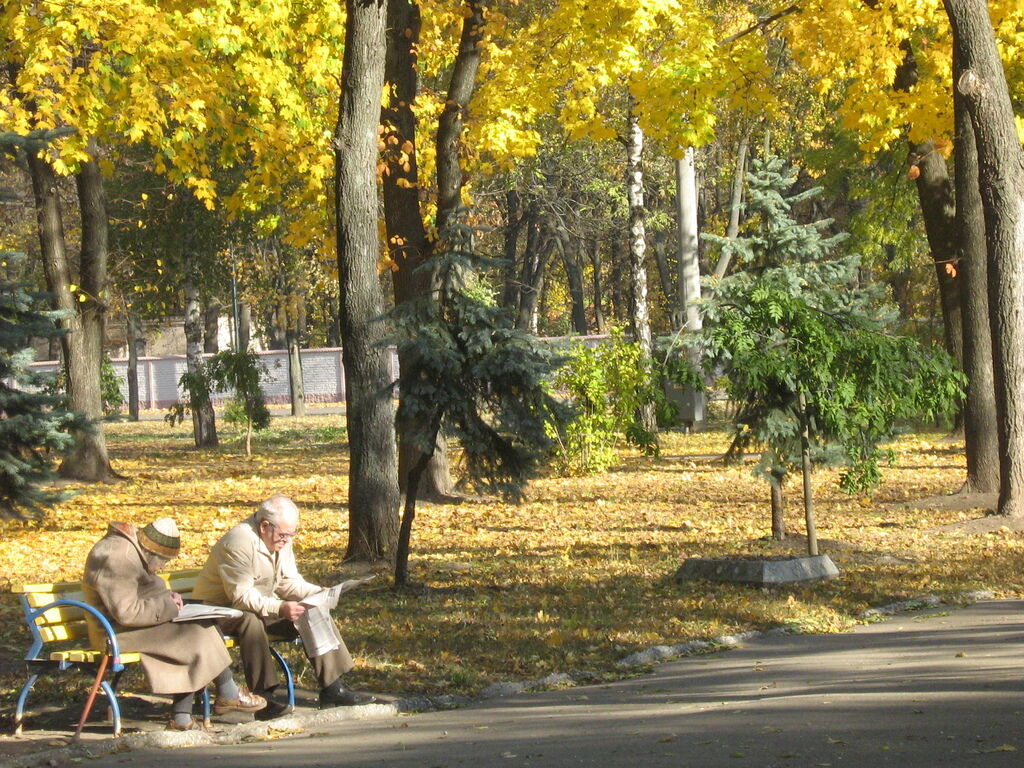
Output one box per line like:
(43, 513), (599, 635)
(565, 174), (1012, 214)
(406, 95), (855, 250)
(166, 716), (207, 731)
(213, 688), (267, 715)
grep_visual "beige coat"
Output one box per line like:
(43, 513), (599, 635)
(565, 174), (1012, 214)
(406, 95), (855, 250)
(192, 515), (320, 618)
(82, 523), (231, 694)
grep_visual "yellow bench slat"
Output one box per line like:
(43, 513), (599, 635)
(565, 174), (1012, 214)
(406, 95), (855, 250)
(38, 624), (89, 643)
(48, 650), (141, 664)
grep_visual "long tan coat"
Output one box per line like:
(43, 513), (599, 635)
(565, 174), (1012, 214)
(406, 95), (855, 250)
(192, 515), (321, 618)
(82, 523), (231, 694)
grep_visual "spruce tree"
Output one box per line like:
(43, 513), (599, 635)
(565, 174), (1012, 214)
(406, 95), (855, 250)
(389, 212), (569, 586)
(1, 129), (85, 518)
(697, 158), (963, 548)
(0, 264), (84, 518)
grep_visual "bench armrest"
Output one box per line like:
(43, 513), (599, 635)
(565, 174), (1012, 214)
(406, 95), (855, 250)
(21, 599), (130, 672)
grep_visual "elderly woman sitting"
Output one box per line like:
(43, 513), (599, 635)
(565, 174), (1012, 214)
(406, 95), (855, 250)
(83, 518), (265, 730)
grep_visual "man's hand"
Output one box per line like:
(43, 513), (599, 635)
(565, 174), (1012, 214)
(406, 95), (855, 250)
(170, 591), (184, 610)
(279, 601), (306, 621)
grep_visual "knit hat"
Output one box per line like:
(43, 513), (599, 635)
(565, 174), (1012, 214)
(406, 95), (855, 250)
(138, 517), (180, 560)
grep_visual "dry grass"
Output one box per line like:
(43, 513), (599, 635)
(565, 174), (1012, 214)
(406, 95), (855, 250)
(2, 414), (1021, 710)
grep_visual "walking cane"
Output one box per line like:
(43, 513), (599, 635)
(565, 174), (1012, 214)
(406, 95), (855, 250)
(73, 653), (110, 742)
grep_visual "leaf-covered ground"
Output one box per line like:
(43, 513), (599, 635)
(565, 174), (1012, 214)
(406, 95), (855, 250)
(2, 414), (1022, 714)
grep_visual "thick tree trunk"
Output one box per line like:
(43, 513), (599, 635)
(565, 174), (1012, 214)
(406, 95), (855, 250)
(954, 52), (999, 495)
(335, 0), (400, 560)
(625, 108), (656, 433)
(127, 312), (141, 421)
(184, 276), (217, 448)
(287, 331), (306, 417)
(27, 144), (115, 481)
(944, 0), (1024, 516)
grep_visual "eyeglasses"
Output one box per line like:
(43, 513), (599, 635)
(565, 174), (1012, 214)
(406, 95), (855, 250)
(266, 522), (298, 541)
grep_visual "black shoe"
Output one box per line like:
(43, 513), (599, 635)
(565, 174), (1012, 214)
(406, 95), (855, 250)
(254, 699), (294, 721)
(319, 683), (376, 708)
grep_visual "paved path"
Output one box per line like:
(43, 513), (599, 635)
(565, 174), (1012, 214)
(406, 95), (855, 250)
(84, 599), (1024, 768)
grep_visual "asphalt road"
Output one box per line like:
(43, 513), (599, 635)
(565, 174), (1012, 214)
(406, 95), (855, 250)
(89, 599), (1024, 768)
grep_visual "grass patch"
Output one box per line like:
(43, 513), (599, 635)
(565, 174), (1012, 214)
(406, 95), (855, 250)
(1, 417), (1019, 712)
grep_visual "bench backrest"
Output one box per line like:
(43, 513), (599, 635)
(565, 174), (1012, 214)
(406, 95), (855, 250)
(12, 568), (202, 646)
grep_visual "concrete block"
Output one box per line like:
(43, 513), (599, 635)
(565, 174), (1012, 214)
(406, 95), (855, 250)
(675, 554), (839, 585)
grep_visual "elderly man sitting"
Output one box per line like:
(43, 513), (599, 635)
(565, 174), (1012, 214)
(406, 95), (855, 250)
(83, 518), (265, 730)
(193, 495), (374, 720)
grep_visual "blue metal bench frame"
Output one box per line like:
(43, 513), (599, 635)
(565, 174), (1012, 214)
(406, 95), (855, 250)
(15, 591), (298, 736)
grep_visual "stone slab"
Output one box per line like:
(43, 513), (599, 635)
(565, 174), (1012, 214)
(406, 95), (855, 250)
(674, 554), (839, 585)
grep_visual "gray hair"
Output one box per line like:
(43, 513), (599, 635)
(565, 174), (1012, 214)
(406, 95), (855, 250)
(256, 494), (299, 527)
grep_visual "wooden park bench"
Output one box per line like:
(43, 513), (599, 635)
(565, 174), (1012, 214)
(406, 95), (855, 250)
(12, 568), (297, 738)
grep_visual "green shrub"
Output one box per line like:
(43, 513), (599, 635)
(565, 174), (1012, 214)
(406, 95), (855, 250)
(553, 329), (658, 474)
(101, 354), (124, 416)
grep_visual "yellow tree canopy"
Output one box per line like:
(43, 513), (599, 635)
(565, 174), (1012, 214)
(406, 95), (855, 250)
(783, 0), (1024, 154)
(2, 0), (344, 245)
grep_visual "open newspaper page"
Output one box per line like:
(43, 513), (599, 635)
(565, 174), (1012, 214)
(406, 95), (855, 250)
(172, 604), (243, 622)
(294, 575), (376, 657)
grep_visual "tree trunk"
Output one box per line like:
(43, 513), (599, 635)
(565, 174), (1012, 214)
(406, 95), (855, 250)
(287, 331), (306, 417)
(265, 304), (287, 350)
(27, 142), (115, 481)
(204, 298), (220, 353)
(394, 413), (441, 588)
(712, 130), (750, 281)
(944, 0), (1024, 516)
(769, 469), (786, 541)
(589, 239), (607, 334)
(238, 302), (251, 350)
(953, 50), (999, 495)
(184, 276), (217, 448)
(675, 147), (701, 332)
(127, 312), (141, 421)
(434, 0), (484, 239)
(500, 190), (524, 310)
(517, 222), (550, 333)
(383, 0), (457, 501)
(557, 231), (588, 335)
(798, 391), (818, 556)
(335, 0), (400, 560)
(610, 242), (624, 324)
(625, 106), (656, 434)
(911, 141), (965, 375)
(651, 230), (674, 308)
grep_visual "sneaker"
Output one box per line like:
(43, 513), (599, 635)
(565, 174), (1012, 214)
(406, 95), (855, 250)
(318, 684), (377, 709)
(254, 699), (294, 721)
(213, 688), (267, 715)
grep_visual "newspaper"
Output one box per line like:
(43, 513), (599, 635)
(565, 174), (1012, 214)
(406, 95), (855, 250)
(172, 603), (243, 622)
(294, 576), (376, 657)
